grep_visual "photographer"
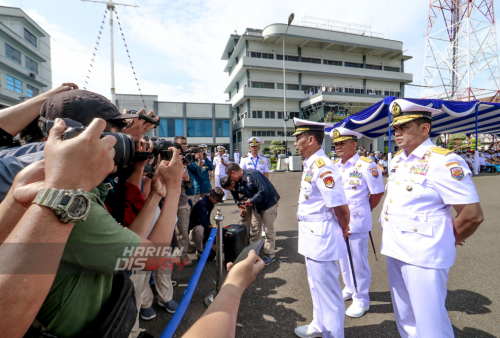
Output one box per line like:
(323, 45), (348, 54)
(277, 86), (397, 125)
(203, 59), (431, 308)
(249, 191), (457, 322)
(225, 163), (279, 265)
(0, 118), (116, 338)
(12, 91), (184, 338)
(188, 146), (214, 204)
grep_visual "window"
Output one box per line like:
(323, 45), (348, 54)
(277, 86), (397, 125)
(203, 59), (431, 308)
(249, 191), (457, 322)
(25, 56), (38, 74)
(384, 90), (401, 96)
(365, 64), (382, 70)
(323, 59), (342, 66)
(216, 119), (229, 137)
(159, 118), (184, 137)
(277, 131), (292, 137)
(251, 81), (274, 89)
(289, 112), (300, 119)
(251, 110), (263, 118)
(237, 130), (242, 142)
(345, 62), (364, 68)
(24, 29), (37, 47)
(26, 84), (39, 97)
(233, 132), (237, 143)
(6, 75), (22, 93)
(276, 54), (299, 61)
(264, 111), (275, 119)
(277, 83), (300, 90)
(187, 119), (212, 137)
(250, 52), (274, 59)
(384, 66), (400, 72)
(252, 130), (275, 137)
(277, 111), (283, 119)
(301, 57), (321, 64)
(5, 44), (21, 64)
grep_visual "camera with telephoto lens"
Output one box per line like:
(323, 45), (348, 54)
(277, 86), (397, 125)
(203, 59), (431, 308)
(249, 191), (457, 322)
(237, 196), (248, 207)
(42, 118), (140, 168)
(144, 137), (201, 165)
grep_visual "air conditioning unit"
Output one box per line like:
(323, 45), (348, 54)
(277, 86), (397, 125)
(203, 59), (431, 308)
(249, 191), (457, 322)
(29, 72), (36, 80)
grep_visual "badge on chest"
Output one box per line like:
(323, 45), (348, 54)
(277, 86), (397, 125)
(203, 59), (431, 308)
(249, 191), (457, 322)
(304, 170), (313, 183)
(409, 163), (429, 176)
(349, 170), (362, 178)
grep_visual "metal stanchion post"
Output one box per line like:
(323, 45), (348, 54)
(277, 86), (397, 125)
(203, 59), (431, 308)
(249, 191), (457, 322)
(204, 207), (224, 307)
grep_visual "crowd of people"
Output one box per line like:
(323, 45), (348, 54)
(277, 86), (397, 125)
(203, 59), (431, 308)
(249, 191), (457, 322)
(0, 85), (270, 338)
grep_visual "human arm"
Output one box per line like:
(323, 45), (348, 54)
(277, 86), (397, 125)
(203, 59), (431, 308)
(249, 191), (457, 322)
(182, 250), (264, 338)
(369, 193), (384, 211)
(0, 117), (115, 337)
(127, 139), (153, 189)
(333, 204), (350, 235)
(0, 83), (78, 137)
(248, 174), (267, 207)
(452, 203), (483, 245)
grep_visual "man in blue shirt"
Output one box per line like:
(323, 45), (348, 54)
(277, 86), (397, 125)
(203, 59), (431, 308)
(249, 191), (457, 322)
(225, 163), (280, 265)
(188, 150), (215, 204)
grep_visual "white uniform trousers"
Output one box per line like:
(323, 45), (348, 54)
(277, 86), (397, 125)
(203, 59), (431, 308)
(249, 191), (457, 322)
(305, 258), (345, 338)
(387, 256), (453, 338)
(339, 232), (371, 307)
(215, 174), (228, 198)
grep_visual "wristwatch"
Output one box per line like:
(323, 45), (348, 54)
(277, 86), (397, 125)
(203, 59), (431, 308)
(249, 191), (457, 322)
(32, 188), (93, 223)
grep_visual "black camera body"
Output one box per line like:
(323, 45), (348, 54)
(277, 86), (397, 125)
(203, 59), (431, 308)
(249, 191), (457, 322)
(144, 138), (201, 165)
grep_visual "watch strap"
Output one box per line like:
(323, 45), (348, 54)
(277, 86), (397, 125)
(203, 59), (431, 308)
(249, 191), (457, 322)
(32, 188), (92, 223)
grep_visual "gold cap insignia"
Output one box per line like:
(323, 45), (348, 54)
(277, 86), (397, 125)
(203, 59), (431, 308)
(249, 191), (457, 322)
(392, 102), (401, 117)
(333, 129), (340, 139)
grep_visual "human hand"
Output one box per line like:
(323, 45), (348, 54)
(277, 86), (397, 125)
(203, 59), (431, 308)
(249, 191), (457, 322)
(11, 160), (46, 209)
(43, 118), (116, 192)
(158, 147), (183, 190)
(225, 250), (264, 293)
(41, 82), (78, 100)
(134, 138), (153, 168)
(182, 170), (190, 181)
(151, 169), (166, 197)
(244, 200), (252, 207)
(124, 109), (159, 142)
(343, 226), (351, 240)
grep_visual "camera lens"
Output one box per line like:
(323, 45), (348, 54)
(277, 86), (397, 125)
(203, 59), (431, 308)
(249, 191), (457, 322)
(102, 132), (135, 167)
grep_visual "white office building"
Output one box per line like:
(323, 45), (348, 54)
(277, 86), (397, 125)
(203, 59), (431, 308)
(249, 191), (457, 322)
(115, 94), (233, 155)
(0, 6), (51, 107)
(222, 19), (413, 153)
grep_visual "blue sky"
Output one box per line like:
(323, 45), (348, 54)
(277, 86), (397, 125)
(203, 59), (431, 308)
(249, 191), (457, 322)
(2, 0), (497, 103)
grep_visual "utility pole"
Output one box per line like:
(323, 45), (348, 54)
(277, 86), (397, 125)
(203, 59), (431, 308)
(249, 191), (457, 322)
(81, 0), (138, 105)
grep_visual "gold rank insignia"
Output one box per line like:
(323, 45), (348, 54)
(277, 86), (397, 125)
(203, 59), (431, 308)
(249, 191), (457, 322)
(315, 158), (325, 168)
(395, 149), (404, 156)
(333, 158), (340, 164)
(391, 102), (402, 117)
(430, 146), (453, 156)
(361, 156), (373, 163)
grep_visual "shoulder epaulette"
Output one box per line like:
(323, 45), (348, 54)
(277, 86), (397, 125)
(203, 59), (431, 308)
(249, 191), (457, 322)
(430, 146), (453, 156)
(242, 155), (249, 158)
(360, 156), (373, 163)
(315, 158), (325, 168)
(333, 159), (340, 164)
(395, 149), (404, 156)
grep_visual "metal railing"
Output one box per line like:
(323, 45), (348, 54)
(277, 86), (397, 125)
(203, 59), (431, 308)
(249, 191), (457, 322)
(304, 84), (400, 97)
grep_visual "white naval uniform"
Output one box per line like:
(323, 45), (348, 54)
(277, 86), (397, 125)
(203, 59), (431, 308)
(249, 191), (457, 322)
(240, 154), (269, 174)
(381, 139), (479, 338)
(234, 152), (240, 164)
(298, 148), (347, 338)
(335, 154), (384, 308)
(213, 154), (228, 199)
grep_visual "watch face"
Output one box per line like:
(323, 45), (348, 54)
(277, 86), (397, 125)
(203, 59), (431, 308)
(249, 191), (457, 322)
(67, 196), (88, 217)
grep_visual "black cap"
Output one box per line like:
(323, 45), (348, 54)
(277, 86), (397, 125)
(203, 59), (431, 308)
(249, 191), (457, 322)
(220, 176), (232, 189)
(209, 187), (225, 203)
(39, 89), (138, 127)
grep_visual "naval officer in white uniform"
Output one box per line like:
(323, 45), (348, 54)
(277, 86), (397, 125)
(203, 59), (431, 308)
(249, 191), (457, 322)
(213, 145), (229, 200)
(293, 118), (350, 338)
(331, 127), (384, 318)
(240, 137), (270, 178)
(382, 99), (484, 337)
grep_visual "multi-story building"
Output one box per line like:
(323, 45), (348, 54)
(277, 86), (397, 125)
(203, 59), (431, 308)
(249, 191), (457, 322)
(115, 94), (233, 155)
(222, 19), (413, 153)
(0, 6), (51, 108)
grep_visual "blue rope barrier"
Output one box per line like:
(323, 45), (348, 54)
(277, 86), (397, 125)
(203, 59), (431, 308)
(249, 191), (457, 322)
(160, 227), (218, 338)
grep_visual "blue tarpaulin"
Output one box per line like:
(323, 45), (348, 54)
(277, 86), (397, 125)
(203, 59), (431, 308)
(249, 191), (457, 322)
(326, 96), (500, 139)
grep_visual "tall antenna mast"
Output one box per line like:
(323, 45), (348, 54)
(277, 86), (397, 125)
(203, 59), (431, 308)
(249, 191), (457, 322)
(421, 0), (500, 101)
(81, 0), (138, 105)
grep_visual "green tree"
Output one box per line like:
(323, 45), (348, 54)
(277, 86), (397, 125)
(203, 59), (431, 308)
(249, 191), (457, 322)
(269, 140), (285, 154)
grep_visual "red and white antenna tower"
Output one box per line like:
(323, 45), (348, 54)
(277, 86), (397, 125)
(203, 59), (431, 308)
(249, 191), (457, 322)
(421, 0), (500, 102)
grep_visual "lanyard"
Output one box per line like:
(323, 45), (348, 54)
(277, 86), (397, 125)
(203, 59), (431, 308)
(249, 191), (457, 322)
(251, 156), (259, 169)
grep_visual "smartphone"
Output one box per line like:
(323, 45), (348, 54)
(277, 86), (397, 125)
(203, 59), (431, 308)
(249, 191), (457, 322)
(233, 239), (264, 265)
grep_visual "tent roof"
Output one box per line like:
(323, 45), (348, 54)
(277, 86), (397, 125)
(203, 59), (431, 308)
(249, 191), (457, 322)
(326, 96), (500, 139)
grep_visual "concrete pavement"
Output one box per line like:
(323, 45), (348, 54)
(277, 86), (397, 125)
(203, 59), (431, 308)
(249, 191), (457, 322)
(142, 172), (499, 337)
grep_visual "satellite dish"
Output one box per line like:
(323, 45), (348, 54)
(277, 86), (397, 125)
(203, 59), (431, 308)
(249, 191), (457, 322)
(284, 158), (290, 163)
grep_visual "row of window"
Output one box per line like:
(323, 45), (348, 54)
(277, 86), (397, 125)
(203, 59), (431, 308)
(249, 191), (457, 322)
(158, 118), (230, 138)
(6, 75), (39, 97)
(249, 81), (399, 96)
(249, 111), (299, 119)
(249, 51), (401, 72)
(5, 43), (39, 74)
(251, 130), (293, 137)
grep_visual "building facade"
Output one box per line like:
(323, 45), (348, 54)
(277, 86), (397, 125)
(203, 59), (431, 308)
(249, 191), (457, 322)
(222, 23), (413, 153)
(115, 94), (233, 156)
(0, 6), (51, 107)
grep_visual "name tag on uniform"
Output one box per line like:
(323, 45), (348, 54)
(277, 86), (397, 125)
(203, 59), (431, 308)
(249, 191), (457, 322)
(349, 180), (361, 185)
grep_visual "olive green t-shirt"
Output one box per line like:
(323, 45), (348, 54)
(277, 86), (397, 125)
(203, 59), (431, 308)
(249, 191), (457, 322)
(36, 184), (141, 337)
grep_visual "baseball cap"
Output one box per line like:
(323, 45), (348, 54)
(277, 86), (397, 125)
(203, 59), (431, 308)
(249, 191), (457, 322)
(40, 89), (139, 127)
(209, 187), (225, 203)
